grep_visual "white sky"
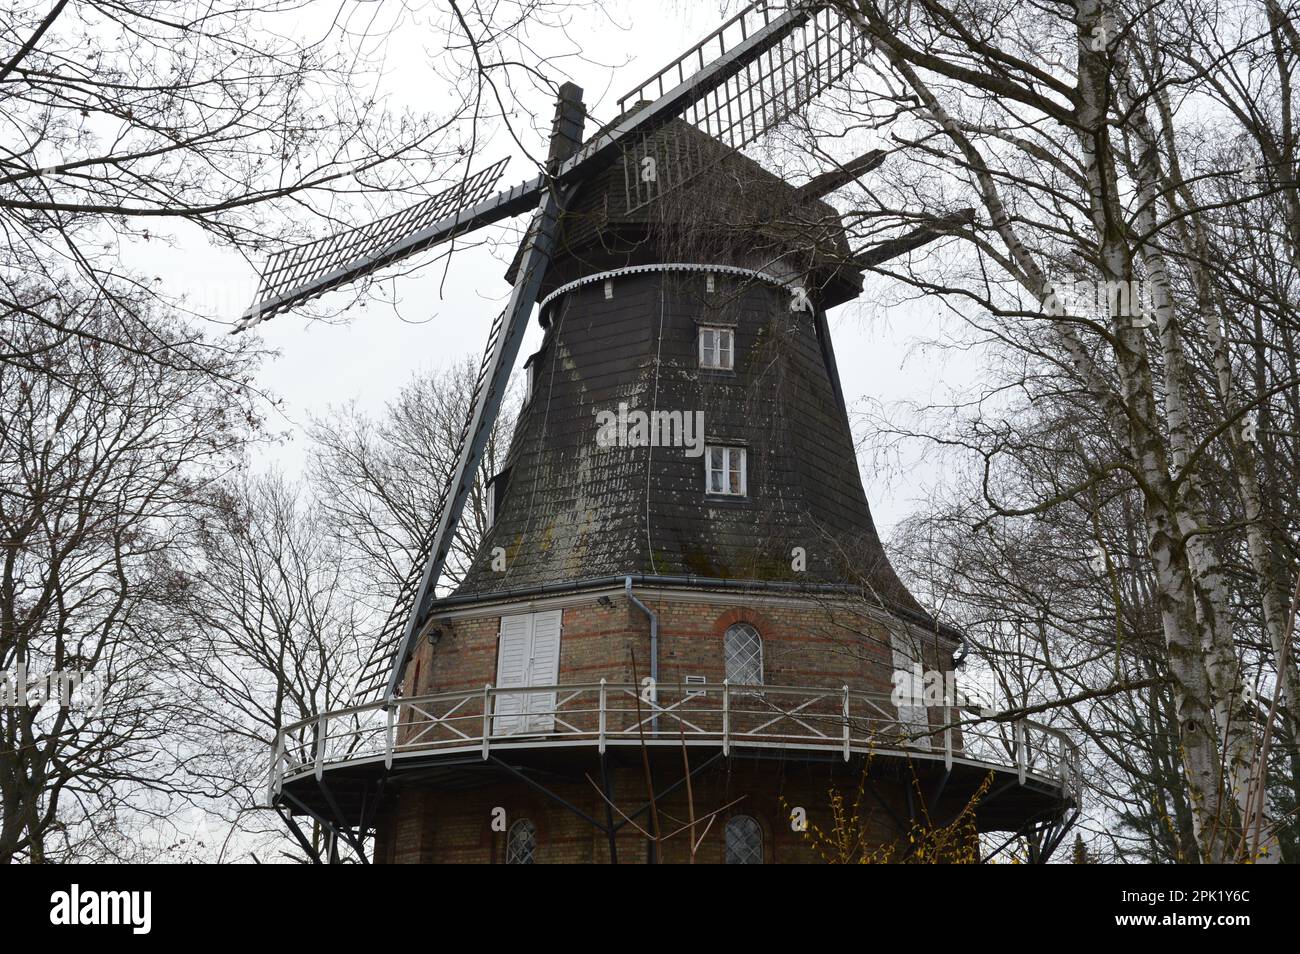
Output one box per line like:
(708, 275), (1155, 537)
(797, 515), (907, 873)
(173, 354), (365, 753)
(139, 0), (978, 536)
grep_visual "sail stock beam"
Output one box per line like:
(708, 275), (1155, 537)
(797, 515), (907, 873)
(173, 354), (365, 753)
(372, 83), (586, 702)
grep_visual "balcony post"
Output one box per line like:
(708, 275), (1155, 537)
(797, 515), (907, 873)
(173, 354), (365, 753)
(482, 683), (493, 760)
(722, 680), (730, 756)
(1015, 720), (1026, 785)
(598, 678), (607, 754)
(267, 730), (283, 805)
(943, 702), (952, 770)
(841, 685), (850, 762)
(314, 713), (326, 781)
(385, 703), (395, 770)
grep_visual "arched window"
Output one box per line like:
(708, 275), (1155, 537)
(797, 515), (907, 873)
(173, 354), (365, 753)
(724, 623), (763, 686)
(506, 819), (537, 864)
(725, 815), (763, 864)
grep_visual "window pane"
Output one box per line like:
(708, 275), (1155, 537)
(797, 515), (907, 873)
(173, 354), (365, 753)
(702, 328), (736, 369)
(506, 819), (537, 864)
(725, 815), (763, 864)
(725, 623), (763, 685)
(706, 446), (747, 495)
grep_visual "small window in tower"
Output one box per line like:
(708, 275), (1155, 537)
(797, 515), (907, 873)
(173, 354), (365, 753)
(485, 468), (510, 532)
(524, 348), (544, 396)
(724, 622), (763, 686)
(705, 445), (746, 496)
(699, 326), (734, 370)
(506, 818), (537, 864)
(725, 815), (763, 864)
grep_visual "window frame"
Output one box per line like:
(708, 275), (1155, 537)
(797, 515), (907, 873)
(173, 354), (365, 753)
(705, 444), (747, 497)
(724, 622), (764, 688)
(698, 325), (735, 371)
(523, 346), (546, 399)
(485, 468), (510, 532)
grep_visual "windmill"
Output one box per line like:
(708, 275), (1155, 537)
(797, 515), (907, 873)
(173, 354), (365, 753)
(257, 1), (1073, 866)
(242, 0), (919, 705)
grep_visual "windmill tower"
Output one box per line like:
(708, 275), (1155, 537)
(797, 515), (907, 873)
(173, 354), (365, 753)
(257, 1), (1079, 864)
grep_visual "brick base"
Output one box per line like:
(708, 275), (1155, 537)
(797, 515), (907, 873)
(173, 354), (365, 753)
(374, 754), (927, 864)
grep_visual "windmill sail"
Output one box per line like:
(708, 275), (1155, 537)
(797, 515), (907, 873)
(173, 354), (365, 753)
(241, 0), (836, 334)
(620, 1), (864, 213)
(237, 159), (519, 328)
(855, 209), (976, 268)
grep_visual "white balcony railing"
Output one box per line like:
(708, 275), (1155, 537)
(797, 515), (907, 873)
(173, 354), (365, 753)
(269, 682), (1081, 804)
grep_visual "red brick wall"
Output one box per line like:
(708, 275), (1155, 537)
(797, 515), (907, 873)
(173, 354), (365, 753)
(377, 590), (958, 864)
(403, 591), (952, 698)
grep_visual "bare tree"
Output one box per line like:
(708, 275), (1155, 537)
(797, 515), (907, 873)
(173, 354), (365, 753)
(308, 357), (517, 613)
(131, 360), (517, 862)
(816, 0), (1300, 860)
(0, 0), (592, 361)
(169, 472), (368, 863)
(0, 281), (259, 863)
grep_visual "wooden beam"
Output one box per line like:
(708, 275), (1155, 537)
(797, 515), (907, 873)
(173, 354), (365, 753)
(855, 208), (975, 269)
(792, 148), (888, 203)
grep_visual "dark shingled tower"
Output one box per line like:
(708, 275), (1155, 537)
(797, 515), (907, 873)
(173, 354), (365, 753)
(458, 115), (925, 622)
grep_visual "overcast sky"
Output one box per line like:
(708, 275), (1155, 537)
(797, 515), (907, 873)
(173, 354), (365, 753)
(136, 0), (976, 536)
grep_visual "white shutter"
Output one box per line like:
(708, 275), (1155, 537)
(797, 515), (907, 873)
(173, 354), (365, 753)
(493, 610), (563, 735)
(494, 614), (532, 735)
(890, 633), (930, 750)
(526, 610), (562, 731)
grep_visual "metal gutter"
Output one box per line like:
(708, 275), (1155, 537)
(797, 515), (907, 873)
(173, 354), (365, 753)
(624, 575), (660, 686)
(424, 573), (961, 644)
